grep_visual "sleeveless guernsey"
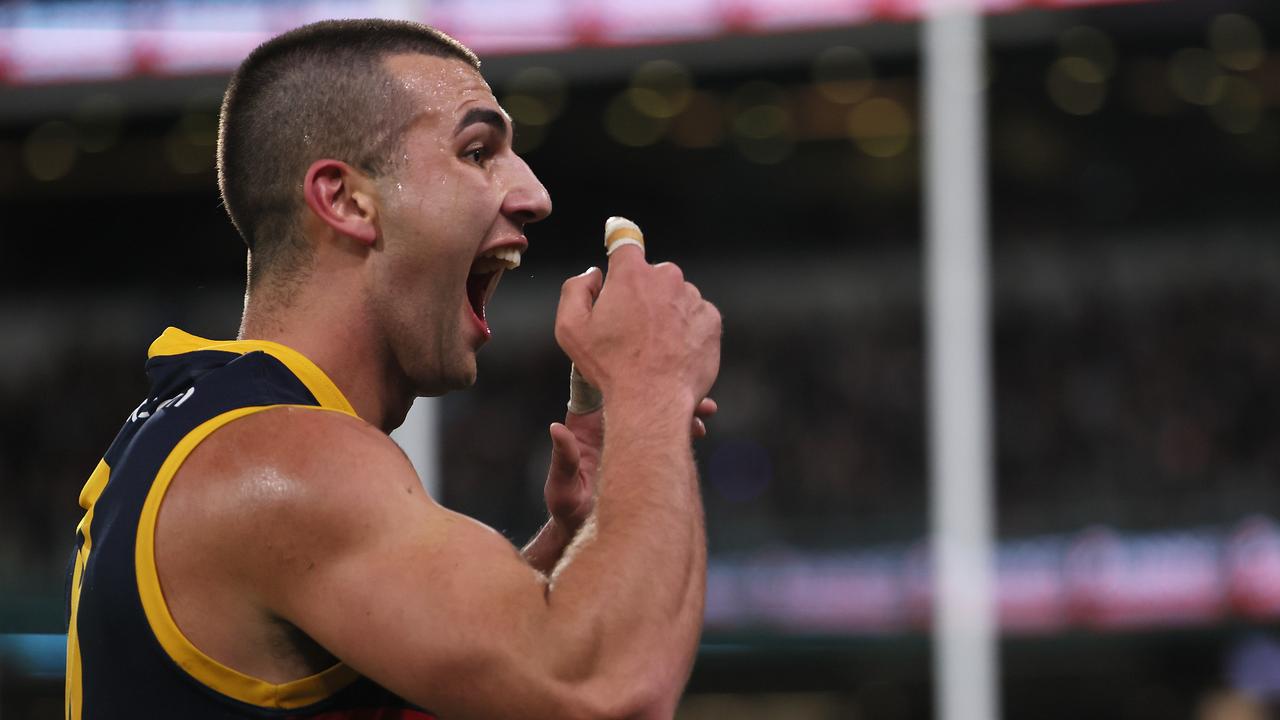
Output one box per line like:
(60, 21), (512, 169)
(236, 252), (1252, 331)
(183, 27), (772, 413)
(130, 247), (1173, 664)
(65, 327), (434, 719)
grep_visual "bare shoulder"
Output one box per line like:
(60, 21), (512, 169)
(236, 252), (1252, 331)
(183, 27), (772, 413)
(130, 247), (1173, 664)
(158, 404), (574, 715)
(206, 405), (417, 489)
(161, 406), (431, 573)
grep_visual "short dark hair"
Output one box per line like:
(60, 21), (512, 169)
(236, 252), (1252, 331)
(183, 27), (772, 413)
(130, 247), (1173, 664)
(217, 19), (480, 287)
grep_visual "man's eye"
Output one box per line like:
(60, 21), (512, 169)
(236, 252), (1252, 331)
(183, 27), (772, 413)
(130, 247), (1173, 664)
(467, 147), (489, 164)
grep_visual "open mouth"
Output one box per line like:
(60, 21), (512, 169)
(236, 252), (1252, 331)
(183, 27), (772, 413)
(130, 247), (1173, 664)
(466, 247), (522, 331)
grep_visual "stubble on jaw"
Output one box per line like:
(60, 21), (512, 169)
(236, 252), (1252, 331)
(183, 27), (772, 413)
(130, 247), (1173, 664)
(371, 54), (504, 398)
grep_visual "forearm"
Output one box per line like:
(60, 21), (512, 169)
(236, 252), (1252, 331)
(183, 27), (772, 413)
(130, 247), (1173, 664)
(541, 396), (707, 709)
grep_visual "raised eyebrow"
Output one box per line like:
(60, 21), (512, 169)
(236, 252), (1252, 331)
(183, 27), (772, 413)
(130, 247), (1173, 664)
(453, 108), (510, 140)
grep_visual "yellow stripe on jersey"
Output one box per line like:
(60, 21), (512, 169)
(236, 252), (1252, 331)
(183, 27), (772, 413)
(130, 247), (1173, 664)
(66, 459), (112, 720)
(134, 404), (361, 709)
(146, 328), (358, 417)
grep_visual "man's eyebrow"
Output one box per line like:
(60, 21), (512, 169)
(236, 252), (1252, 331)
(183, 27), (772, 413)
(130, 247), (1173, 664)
(453, 108), (510, 139)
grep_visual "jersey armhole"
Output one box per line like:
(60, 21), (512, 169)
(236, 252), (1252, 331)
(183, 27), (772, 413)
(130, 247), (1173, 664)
(134, 404), (361, 709)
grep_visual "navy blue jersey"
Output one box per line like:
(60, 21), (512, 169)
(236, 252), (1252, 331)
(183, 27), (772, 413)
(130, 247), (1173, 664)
(66, 327), (433, 719)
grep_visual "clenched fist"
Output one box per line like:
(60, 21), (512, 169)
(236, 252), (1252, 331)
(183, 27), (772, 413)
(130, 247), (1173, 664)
(554, 244), (721, 417)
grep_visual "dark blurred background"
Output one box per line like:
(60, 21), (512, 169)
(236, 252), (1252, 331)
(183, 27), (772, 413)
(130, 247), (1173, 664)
(3, 0), (1280, 717)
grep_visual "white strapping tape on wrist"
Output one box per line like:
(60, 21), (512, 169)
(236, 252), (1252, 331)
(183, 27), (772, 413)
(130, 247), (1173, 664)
(567, 364), (604, 414)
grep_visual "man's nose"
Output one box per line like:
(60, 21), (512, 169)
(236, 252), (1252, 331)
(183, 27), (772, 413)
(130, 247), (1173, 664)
(502, 155), (552, 224)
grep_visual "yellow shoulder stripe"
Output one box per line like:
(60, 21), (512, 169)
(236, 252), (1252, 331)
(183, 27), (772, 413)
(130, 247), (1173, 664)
(135, 404), (360, 709)
(147, 327), (357, 417)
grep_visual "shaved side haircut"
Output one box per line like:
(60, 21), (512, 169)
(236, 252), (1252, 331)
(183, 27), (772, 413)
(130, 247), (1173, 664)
(217, 19), (479, 290)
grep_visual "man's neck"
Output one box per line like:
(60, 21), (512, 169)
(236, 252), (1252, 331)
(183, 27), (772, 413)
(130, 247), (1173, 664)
(238, 288), (413, 434)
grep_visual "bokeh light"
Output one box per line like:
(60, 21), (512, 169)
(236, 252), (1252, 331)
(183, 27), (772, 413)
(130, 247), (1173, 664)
(603, 91), (666, 147)
(504, 94), (554, 128)
(729, 81), (793, 164)
(668, 91), (725, 149)
(846, 97), (912, 158)
(23, 120), (78, 181)
(1058, 26), (1116, 78)
(1209, 14), (1266, 72)
(502, 92), (551, 153)
(1208, 76), (1263, 135)
(628, 59), (694, 120)
(1047, 57), (1108, 116)
(504, 66), (568, 122)
(503, 67), (568, 154)
(1047, 26), (1115, 117)
(812, 45), (875, 105)
(1168, 47), (1225, 106)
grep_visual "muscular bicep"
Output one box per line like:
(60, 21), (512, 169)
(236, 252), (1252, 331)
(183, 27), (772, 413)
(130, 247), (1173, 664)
(228, 411), (578, 718)
(280, 504), (558, 715)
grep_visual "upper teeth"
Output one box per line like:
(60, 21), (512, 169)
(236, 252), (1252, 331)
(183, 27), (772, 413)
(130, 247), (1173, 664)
(476, 247), (522, 270)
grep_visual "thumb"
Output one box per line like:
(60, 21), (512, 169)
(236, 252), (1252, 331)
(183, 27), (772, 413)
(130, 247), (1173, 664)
(606, 242), (645, 274)
(547, 422), (582, 487)
(556, 267), (603, 338)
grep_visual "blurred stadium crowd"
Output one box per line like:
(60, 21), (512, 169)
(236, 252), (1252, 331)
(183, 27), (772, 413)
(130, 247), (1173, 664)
(4, 229), (1279, 628)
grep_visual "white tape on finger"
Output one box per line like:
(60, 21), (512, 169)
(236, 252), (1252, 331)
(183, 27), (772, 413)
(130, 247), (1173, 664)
(565, 216), (646, 414)
(605, 238), (644, 255)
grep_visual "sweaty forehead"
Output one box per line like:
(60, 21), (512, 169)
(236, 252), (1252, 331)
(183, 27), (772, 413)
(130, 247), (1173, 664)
(384, 53), (495, 122)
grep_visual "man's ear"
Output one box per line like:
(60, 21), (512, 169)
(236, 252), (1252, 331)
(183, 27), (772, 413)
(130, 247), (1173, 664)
(302, 159), (378, 247)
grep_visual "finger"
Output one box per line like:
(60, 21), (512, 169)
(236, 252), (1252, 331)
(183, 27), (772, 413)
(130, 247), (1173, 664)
(562, 404), (604, 445)
(606, 242), (645, 273)
(555, 267), (603, 334)
(654, 261), (685, 283)
(692, 417), (707, 439)
(695, 397), (718, 418)
(547, 422), (582, 486)
(604, 216), (645, 258)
